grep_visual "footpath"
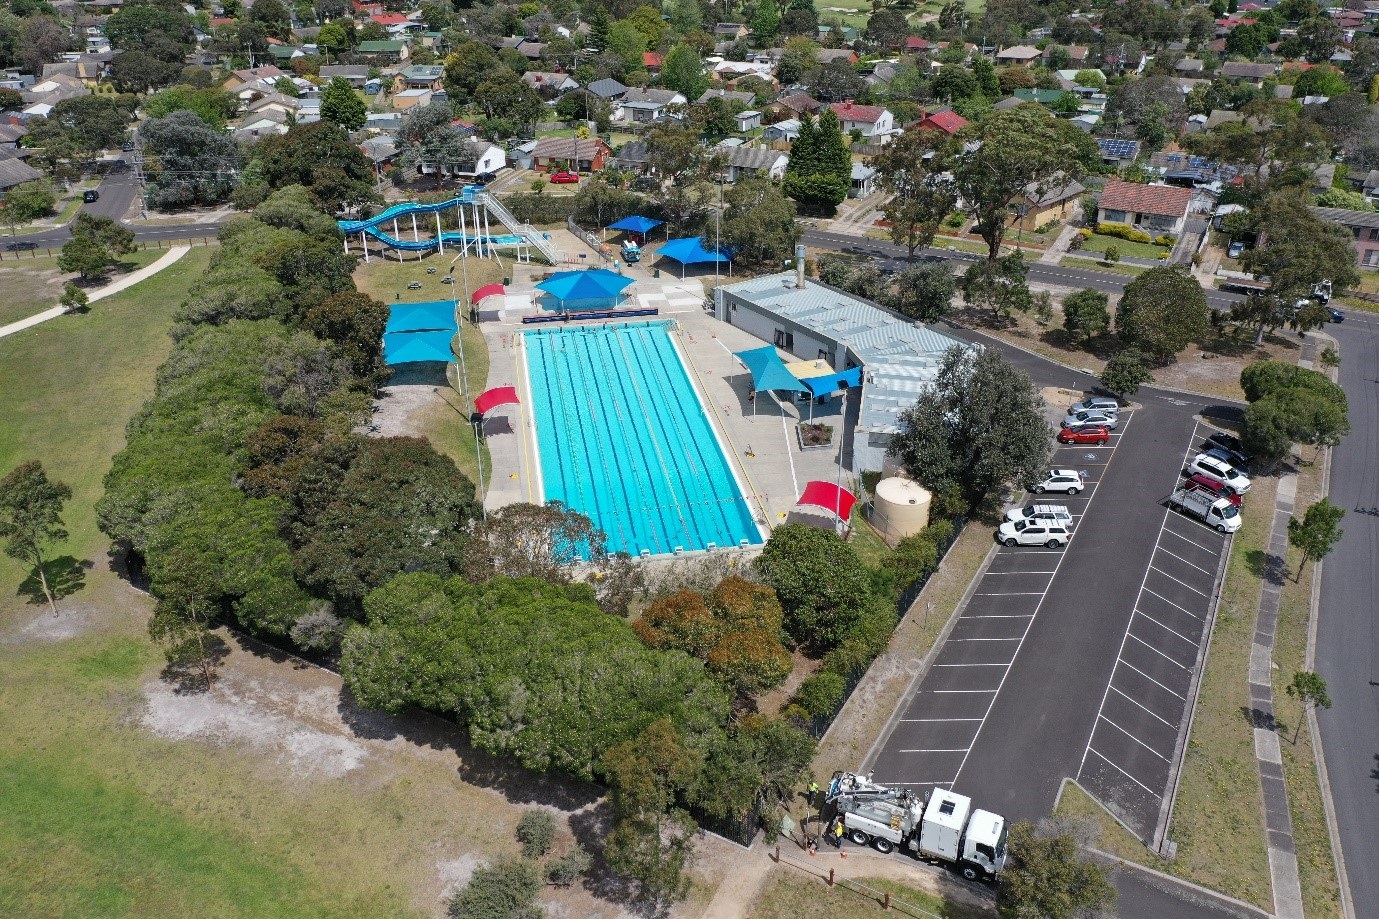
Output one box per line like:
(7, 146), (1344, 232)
(0, 245), (190, 340)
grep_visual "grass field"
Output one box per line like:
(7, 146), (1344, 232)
(0, 250), (163, 327)
(0, 246), (543, 919)
(749, 865), (991, 919)
(1059, 256), (1149, 276)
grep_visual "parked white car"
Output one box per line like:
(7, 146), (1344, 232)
(1185, 453), (1251, 495)
(1030, 469), (1086, 495)
(1069, 398), (1119, 416)
(997, 519), (1071, 548)
(1062, 410), (1119, 430)
(1005, 504), (1074, 528)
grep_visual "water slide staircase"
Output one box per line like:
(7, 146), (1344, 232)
(337, 189), (560, 264)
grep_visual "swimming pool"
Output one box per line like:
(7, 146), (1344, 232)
(524, 321), (763, 557)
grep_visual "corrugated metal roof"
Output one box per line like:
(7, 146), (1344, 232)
(718, 272), (972, 434)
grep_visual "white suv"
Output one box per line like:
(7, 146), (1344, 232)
(997, 519), (1071, 548)
(1005, 503), (1074, 528)
(1185, 453), (1251, 495)
(1070, 398), (1119, 416)
(1031, 469), (1086, 495)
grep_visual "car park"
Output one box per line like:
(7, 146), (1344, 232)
(1202, 445), (1250, 471)
(996, 519), (1070, 548)
(1031, 469), (1086, 495)
(1069, 398), (1119, 416)
(1061, 410), (1119, 430)
(1005, 503), (1074, 528)
(1185, 473), (1243, 507)
(549, 171), (579, 184)
(1057, 424), (1110, 445)
(1185, 453), (1251, 494)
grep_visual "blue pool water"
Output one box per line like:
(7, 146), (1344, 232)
(524, 321), (762, 557)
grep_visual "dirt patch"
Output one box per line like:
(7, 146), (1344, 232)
(371, 364), (452, 438)
(435, 853), (483, 903)
(2, 602), (102, 644)
(140, 675), (370, 779)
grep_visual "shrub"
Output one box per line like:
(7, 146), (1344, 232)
(1103, 245), (1121, 263)
(546, 845), (592, 887)
(1153, 234), (1175, 247)
(516, 810), (556, 859)
(449, 858), (541, 918)
(501, 192), (577, 225)
(791, 670), (846, 718)
(1095, 222), (1153, 244)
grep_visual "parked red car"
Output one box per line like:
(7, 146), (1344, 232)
(1185, 473), (1244, 507)
(549, 171), (580, 184)
(1056, 424), (1111, 445)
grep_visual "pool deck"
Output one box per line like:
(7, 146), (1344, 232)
(476, 276), (854, 546)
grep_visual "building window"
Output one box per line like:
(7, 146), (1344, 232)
(1368, 228), (1379, 241)
(1102, 208), (1127, 223)
(818, 349), (828, 361)
(1364, 249), (1379, 268)
(774, 329), (794, 350)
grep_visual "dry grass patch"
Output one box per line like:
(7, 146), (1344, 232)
(0, 249), (163, 327)
(1054, 781), (1172, 872)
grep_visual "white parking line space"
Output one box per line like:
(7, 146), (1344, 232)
(871, 410), (1138, 798)
(1074, 421), (1233, 840)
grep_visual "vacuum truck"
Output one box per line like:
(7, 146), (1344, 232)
(825, 772), (1008, 881)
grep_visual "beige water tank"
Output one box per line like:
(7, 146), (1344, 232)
(870, 477), (932, 547)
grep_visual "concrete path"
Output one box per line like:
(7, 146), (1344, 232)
(1038, 222), (1083, 264)
(0, 245), (191, 339)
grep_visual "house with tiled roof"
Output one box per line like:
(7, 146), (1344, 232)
(1220, 61), (1277, 84)
(1312, 207), (1379, 269)
(830, 101), (894, 140)
(1097, 179), (1193, 235)
(616, 88), (686, 124)
(522, 71), (578, 96)
(916, 109), (968, 135)
(531, 136), (611, 172)
(996, 45), (1042, 66)
(370, 12), (409, 27)
(770, 92), (823, 117)
(223, 65), (284, 92)
(816, 48), (858, 65)
(903, 37), (934, 52)
(725, 145), (788, 182)
(642, 51), (663, 72)
(356, 40), (408, 62)
(320, 64), (370, 86)
(1012, 173), (1085, 232)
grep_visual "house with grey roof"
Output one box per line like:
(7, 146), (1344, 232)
(724, 145), (787, 182)
(713, 272), (974, 471)
(319, 64), (369, 86)
(586, 78), (626, 100)
(697, 88), (754, 106)
(615, 88), (686, 124)
(0, 149), (43, 190)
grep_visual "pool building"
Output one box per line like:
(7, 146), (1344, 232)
(713, 271), (973, 472)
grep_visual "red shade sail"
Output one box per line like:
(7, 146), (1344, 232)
(797, 481), (856, 522)
(472, 283), (505, 304)
(475, 386), (519, 415)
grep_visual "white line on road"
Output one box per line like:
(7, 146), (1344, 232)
(1142, 586), (1205, 620)
(1111, 683), (1179, 729)
(1099, 713), (1172, 762)
(1155, 544), (1218, 576)
(1134, 609), (1202, 648)
(1148, 566), (1211, 598)
(901, 718), (984, 722)
(1087, 747), (1158, 796)
(1127, 632), (1192, 671)
(1161, 525), (1222, 554)
(1117, 658), (1187, 701)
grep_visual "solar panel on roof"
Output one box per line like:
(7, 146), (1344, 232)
(1097, 138), (1139, 157)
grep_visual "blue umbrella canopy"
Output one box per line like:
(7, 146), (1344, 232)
(606, 215), (663, 234)
(659, 237), (729, 264)
(535, 269), (635, 301)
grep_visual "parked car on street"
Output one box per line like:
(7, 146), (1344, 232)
(1328, 307), (1345, 322)
(1061, 410), (1119, 430)
(83, 189), (99, 202)
(1185, 473), (1243, 507)
(1057, 424), (1111, 445)
(996, 518), (1070, 548)
(1030, 469), (1086, 495)
(549, 171), (580, 184)
(1185, 453), (1251, 495)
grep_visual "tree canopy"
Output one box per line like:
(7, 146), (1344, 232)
(1116, 266), (1210, 362)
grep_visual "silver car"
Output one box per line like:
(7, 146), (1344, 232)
(1061, 410), (1119, 430)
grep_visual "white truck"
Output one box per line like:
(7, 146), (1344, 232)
(1167, 486), (1241, 533)
(826, 772), (1008, 880)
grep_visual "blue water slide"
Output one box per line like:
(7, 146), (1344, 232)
(335, 190), (483, 234)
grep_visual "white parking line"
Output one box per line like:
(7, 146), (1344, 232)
(945, 410), (1137, 787)
(934, 662), (1009, 667)
(1142, 586), (1205, 620)
(1118, 658), (1187, 701)
(1128, 632), (1192, 671)
(1110, 683), (1179, 728)
(1155, 544), (1217, 576)
(1100, 714), (1171, 762)
(962, 614), (1035, 619)
(947, 637), (1021, 641)
(1161, 525), (1222, 553)
(1148, 566), (1211, 597)
(1087, 747), (1158, 796)
(974, 592), (1047, 596)
(931, 689), (998, 693)
(985, 570), (1059, 575)
(901, 718), (984, 722)
(1134, 609), (1201, 648)
(900, 748), (969, 753)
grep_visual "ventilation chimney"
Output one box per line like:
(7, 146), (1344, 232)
(794, 244), (807, 289)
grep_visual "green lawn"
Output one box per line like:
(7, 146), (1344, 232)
(1079, 233), (1170, 260)
(1060, 256), (1149, 277)
(749, 865), (991, 919)
(0, 250), (164, 328)
(0, 246), (529, 918)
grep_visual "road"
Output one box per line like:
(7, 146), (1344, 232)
(8, 166), (230, 251)
(1313, 309), (1379, 919)
(801, 229), (1247, 312)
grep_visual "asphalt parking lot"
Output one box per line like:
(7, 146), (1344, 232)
(1075, 420), (1232, 840)
(870, 411), (1131, 794)
(867, 373), (1238, 849)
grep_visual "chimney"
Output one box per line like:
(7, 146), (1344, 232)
(794, 244), (807, 289)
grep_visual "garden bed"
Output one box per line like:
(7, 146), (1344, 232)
(796, 422), (834, 450)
